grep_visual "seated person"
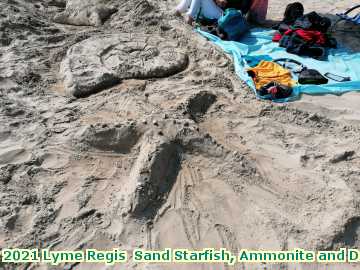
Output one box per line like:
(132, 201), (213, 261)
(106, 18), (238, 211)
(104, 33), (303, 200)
(224, 0), (268, 24)
(223, 0), (252, 14)
(176, 0), (268, 26)
(175, 0), (226, 25)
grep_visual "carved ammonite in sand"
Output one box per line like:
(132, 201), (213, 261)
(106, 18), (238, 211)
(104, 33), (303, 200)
(60, 34), (189, 97)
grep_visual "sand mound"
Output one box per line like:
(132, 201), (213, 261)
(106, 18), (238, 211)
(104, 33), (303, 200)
(126, 137), (182, 218)
(110, 0), (158, 29)
(75, 122), (141, 153)
(60, 34), (189, 97)
(53, 0), (117, 26)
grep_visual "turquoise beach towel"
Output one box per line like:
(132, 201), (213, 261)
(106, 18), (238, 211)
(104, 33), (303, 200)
(197, 28), (360, 102)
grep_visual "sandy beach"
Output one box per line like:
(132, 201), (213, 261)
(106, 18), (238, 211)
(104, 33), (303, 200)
(0, 0), (359, 269)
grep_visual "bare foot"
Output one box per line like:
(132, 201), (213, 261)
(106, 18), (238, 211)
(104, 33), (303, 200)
(174, 10), (182, 17)
(185, 15), (194, 25)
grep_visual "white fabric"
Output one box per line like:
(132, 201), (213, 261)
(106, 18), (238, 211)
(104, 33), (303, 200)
(176, 0), (223, 19)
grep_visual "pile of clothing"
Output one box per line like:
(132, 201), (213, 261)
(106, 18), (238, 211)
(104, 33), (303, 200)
(197, 1), (360, 102)
(247, 61), (295, 99)
(246, 56), (348, 100)
(245, 2), (340, 99)
(273, 2), (337, 60)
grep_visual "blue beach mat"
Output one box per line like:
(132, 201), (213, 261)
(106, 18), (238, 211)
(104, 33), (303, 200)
(197, 28), (360, 102)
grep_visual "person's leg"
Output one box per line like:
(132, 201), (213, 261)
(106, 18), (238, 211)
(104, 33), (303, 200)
(186, 0), (202, 19)
(176, 0), (192, 14)
(200, 0), (223, 19)
(248, 0), (268, 24)
(186, 0), (223, 20)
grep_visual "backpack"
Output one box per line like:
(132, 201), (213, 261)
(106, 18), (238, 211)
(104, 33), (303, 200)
(298, 68), (329, 85)
(218, 8), (248, 41)
(283, 2), (304, 24)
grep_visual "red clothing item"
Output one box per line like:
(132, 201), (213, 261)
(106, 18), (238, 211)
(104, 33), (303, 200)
(294, 29), (326, 45)
(273, 29), (327, 45)
(272, 32), (282, 42)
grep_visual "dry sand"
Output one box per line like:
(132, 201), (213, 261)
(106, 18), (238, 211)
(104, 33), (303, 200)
(0, 0), (359, 269)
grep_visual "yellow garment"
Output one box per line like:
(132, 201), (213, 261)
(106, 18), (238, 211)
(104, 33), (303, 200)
(247, 60), (295, 90)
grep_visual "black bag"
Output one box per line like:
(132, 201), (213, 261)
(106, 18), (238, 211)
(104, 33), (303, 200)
(274, 58), (329, 85)
(298, 68), (329, 85)
(294, 12), (332, 33)
(283, 2), (304, 25)
(273, 2), (304, 30)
